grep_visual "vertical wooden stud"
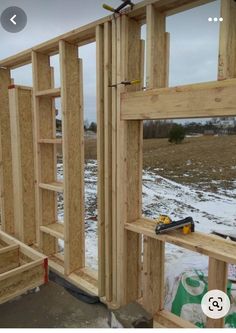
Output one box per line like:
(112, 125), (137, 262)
(218, 0), (236, 80)
(104, 21), (113, 302)
(59, 40), (85, 275)
(206, 1), (235, 325)
(143, 4), (169, 315)
(96, 22), (113, 302)
(111, 19), (118, 306)
(0, 68), (14, 235)
(116, 15), (142, 305)
(206, 258), (228, 328)
(9, 86), (36, 245)
(96, 25), (106, 297)
(146, 5), (169, 89)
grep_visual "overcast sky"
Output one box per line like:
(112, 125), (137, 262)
(0, 0), (220, 122)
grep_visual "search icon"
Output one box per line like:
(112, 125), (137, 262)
(212, 300), (219, 308)
(201, 290), (230, 319)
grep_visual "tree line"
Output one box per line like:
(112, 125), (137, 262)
(57, 118), (236, 138)
(143, 120), (236, 139)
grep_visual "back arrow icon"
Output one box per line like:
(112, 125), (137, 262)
(10, 14), (17, 25)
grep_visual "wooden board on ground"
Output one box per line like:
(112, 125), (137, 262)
(0, 230), (48, 305)
(154, 310), (196, 328)
(48, 255), (98, 296)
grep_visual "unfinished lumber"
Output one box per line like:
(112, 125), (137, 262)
(218, 0), (236, 80)
(116, 15), (142, 305)
(104, 21), (113, 303)
(38, 138), (62, 144)
(0, 245), (19, 274)
(143, 4), (169, 315)
(8, 85), (36, 245)
(125, 218), (236, 265)
(0, 0), (216, 70)
(59, 40), (85, 275)
(0, 260), (45, 305)
(121, 79), (236, 120)
(146, 5), (169, 88)
(111, 19), (118, 307)
(40, 223), (64, 240)
(0, 68), (14, 235)
(35, 88), (61, 98)
(48, 256), (98, 296)
(0, 230), (48, 305)
(39, 181), (64, 193)
(96, 24), (106, 298)
(204, 6), (236, 326)
(154, 310), (196, 328)
(206, 258), (228, 328)
(32, 51), (57, 255)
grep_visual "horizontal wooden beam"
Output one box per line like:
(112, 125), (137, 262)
(0, 245), (19, 274)
(0, 230), (46, 261)
(121, 79), (236, 120)
(0, 0), (215, 69)
(35, 88), (61, 98)
(154, 0), (214, 15)
(40, 223), (64, 240)
(154, 310), (196, 328)
(130, 0), (214, 21)
(39, 181), (64, 193)
(125, 218), (236, 264)
(48, 256), (98, 296)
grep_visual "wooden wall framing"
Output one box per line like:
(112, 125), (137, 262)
(8, 85), (36, 245)
(0, 0), (236, 328)
(0, 230), (48, 305)
(0, 69), (14, 235)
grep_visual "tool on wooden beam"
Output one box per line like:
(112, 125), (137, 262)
(155, 215), (195, 235)
(103, 0), (134, 14)
(109, 79), (141, 88)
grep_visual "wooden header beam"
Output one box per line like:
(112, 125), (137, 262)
(121, 79), (236, 120)
(0, 0), (215, 69)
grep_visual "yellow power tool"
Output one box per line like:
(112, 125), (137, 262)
(155, 215), (195, 235)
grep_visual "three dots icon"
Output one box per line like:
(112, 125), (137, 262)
(208, 17), (223, 22)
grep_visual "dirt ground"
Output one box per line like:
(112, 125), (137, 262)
(0, 282), (109, 328)
(84, 135), (236, 193)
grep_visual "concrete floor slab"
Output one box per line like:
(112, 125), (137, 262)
(0, 281), (109, 328)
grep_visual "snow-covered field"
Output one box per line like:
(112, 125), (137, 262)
(58, 159), (236, 270)
(58, 159), (236, 324)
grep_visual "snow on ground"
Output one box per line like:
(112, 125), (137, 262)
(142, 167), (236, 312)
(143, 168), (236, 233)
(58, 160), (236, 314)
